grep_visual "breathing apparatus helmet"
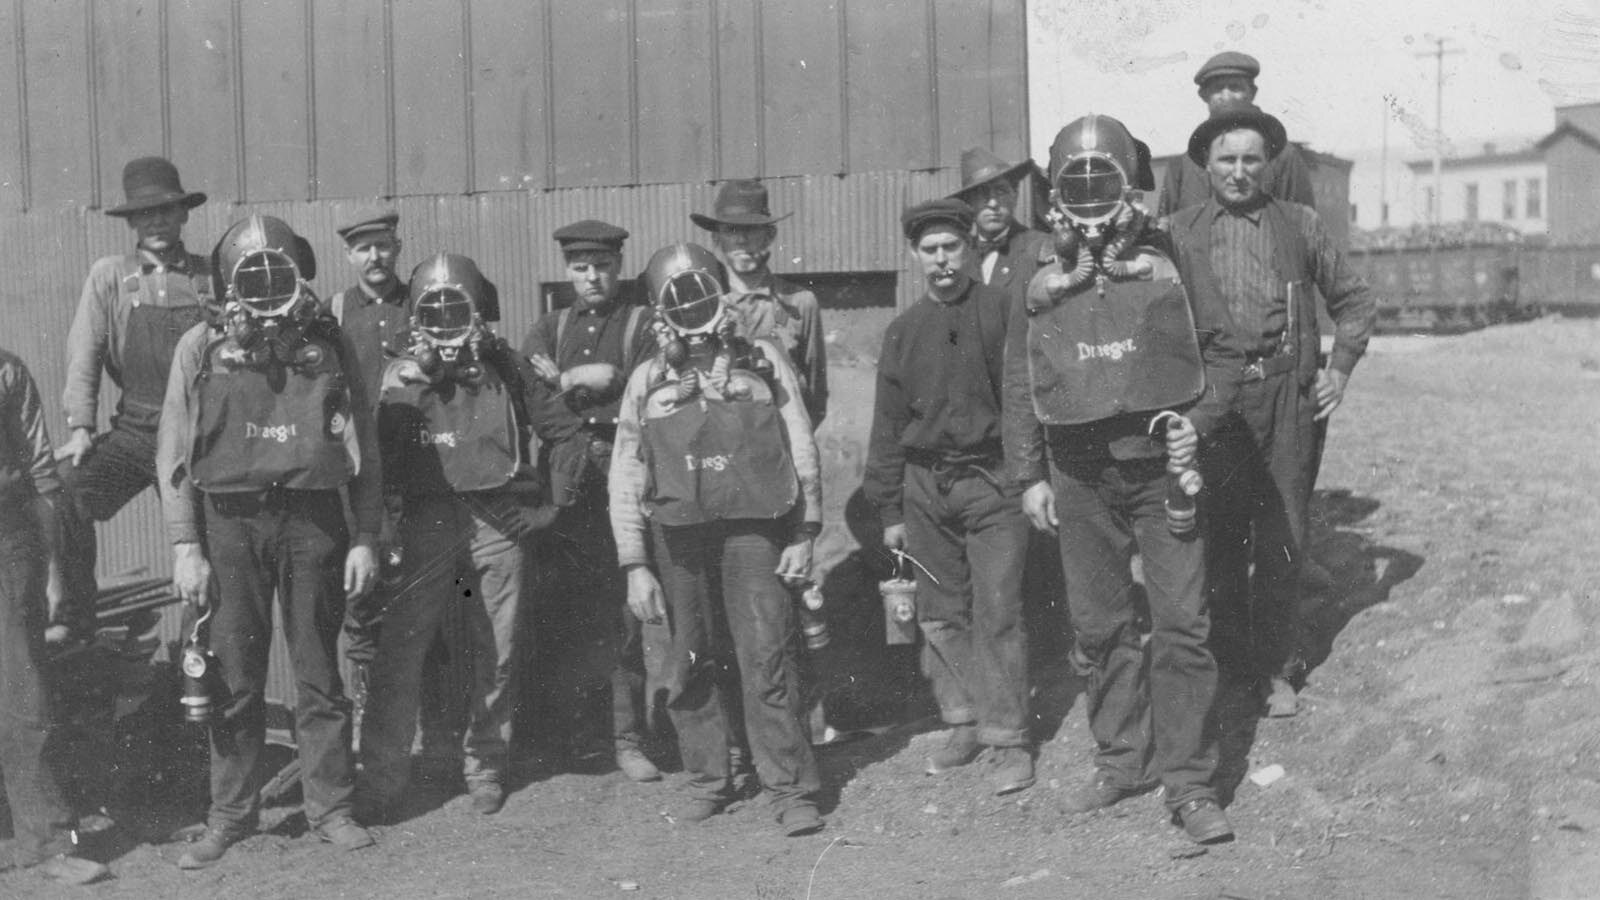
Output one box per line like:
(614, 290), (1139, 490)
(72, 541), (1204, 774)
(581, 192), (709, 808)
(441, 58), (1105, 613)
(1046, 114), (1154, 239)
(645, 243), (727, 339)
(407, 253), (498, 383)
(210, 215), (321, 366)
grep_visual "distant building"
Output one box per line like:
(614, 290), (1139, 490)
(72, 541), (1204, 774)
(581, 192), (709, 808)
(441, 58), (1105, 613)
(1538, 103), (1600, 244)
(1388, 102), (1600, 244)
(1404, 139), (1547, 236)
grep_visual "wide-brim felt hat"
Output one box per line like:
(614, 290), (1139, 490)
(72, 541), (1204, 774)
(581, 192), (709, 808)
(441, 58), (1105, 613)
(105, 156), (206, 217)
(949, 147), (1033, 201)
(1186, 103), (1287, 167)
(691, 179), (792, 229)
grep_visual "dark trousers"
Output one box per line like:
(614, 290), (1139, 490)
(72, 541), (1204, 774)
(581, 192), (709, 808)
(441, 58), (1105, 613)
(361, 493), (525, 801)
(0, 511), (76, 866)
(55, 422), (159, 633)
(1052, 454), (1218, 808)
(652, 520), (818, 810)
(1202, 371), (1315, 681)
(534, 484), (647, 750)
(901, 465), (1030, 747)
(201, 489), (354, 833)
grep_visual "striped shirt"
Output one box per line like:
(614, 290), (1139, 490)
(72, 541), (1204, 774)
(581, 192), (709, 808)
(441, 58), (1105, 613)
(1189, 198), (1375, 374)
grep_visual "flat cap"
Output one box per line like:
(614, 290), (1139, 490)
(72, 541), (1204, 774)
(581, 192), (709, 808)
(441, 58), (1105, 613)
(554, 219), (629, 254)
(1193, 51), (1260, 86)
(337, 210), (399, 244)
(901, 198), (974, 241)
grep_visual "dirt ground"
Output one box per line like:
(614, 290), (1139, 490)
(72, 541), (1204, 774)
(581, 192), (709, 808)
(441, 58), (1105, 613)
(5, 315), (1600, 899)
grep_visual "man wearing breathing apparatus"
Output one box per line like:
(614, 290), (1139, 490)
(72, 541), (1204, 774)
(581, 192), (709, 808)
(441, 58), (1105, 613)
(609, 243), (825, 837)
(1002, 114), (1233, 844)
(358, 254), (547, 820)
(157, 215), (379, 868)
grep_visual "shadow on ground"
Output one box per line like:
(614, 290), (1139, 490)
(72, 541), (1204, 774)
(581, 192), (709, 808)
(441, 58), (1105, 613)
(1213, 488), (1425, 805)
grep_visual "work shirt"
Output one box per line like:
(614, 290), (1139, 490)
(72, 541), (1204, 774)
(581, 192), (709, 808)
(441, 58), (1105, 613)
(862, 279), (1010, 527)
(523, 298), (654, 506)
(1171, 197), (1376, 375)
(155, 321), (383, 545)
(1156, 142), (1317, 218)
(331, 279), (412, 403)
(62, 246), (213, 430)
(522, 298), (654, 432)
(0, 350), (60, 509)
(724, 274), (829, 426)
(608, 337), (821, 569)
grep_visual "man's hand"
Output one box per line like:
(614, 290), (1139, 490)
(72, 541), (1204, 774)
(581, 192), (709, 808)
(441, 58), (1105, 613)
(173, 542), (214, 609)
(1314, 368), (1349, 421)
(625, 565), (667, 624)
(1163, 414), (1198, 471)
(560, 363), (620, 393)
(882, 523), (907, 552)
(775, 536), (814, 586)
(526, 352), (561, 386)
(54, 427), (94, 466)
(500, 503), (559, 541)
(1022, 482), (1058, 534)
(344, 541), (378, 601)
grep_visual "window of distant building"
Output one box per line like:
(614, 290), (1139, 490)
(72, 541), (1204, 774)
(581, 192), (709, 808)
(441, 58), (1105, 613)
(1349, 203), (1358, 224)
(1526, 178), (1542, 219)
(1464, 183), (1479, 222)
(1424, 187), (1436, 222)
(1502, 180), (1517, 220)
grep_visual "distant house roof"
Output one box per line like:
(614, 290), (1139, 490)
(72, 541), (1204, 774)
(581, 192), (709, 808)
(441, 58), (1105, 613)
(1535, 121), (1600, 154)
(1404, 137), (1544, 172)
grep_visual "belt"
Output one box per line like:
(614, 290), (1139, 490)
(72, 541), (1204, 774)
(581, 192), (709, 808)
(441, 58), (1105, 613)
(906, 449), (1004, 495)
(1241, 353), (1296, 382)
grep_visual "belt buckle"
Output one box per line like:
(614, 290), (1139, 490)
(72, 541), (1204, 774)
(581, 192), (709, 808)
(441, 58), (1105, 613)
(1242, 360), (1265, 382)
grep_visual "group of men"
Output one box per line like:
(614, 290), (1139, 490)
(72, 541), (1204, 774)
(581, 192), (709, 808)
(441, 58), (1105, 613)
(863, 50), (1375, 846)
(0, 49), (1375, 884)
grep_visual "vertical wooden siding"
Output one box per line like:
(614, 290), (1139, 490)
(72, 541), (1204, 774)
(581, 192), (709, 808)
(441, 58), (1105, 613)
(1, 0), (1023, 209)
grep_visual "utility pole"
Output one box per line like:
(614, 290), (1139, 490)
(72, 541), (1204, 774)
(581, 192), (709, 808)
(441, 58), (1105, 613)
(1380, 97), (1389, 226)
(1417, 36), (1464, 224)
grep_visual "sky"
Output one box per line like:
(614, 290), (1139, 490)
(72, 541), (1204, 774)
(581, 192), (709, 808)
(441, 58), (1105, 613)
(1026, 0), (1600, 163)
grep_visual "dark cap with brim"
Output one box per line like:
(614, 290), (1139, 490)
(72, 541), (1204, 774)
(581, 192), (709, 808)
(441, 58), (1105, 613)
(337, 210), (400, 244)
(554, 219), (629, 255)
(1186, 103), (1287, 167)
(1194, 50), (1260, 86)
(104, 156), (206, 217)
(902, 198), (975, 242)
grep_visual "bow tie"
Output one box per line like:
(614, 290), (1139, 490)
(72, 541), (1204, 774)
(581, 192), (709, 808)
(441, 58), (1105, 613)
(973, 230), (1011, 257)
